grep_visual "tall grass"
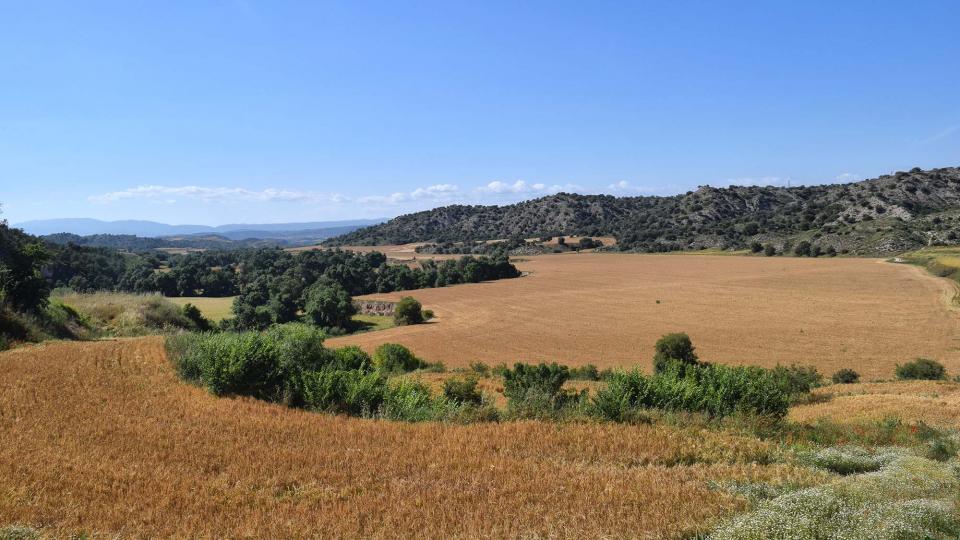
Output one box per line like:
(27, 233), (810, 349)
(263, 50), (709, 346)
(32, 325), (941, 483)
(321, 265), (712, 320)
(56, 291), (203, 336)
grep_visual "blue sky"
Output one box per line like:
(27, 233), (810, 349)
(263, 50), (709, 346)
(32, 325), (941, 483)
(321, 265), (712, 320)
(2, 0), (958, 225)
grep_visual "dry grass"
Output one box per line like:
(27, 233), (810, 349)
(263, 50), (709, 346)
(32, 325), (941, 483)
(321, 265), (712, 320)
(790, 380), (960, 428)
(166, 296), (236, 322)
(328, 254), (960, 379)
(54, 292), (190, 335)
(0, 338), (823, 538)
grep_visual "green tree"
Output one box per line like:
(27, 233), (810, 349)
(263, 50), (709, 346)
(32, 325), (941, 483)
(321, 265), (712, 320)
(0, 219), (50, 312)
(303, 281), (355, 329)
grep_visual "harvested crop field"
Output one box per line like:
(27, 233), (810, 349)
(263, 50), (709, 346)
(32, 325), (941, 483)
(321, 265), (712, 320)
(0, 338), (820, 538)
(329, 254), (960, 379)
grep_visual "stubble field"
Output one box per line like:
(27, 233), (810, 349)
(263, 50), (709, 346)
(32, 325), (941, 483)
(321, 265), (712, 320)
(330, 253), (960, 380)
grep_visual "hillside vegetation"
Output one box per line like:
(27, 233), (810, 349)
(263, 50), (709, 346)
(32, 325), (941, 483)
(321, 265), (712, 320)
(328, 166), (960, 255)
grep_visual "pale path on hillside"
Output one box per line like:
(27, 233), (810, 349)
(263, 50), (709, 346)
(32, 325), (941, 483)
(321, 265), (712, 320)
(328, 254), (960, 379)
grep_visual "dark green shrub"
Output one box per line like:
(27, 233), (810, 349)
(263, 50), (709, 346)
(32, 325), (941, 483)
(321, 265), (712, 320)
(771, 364), (822, 396)
(491, 363), (509, 378)
(569, 364), (600, 381)
(896, 358), (947, 380)
(181, 303), (212, 331)
(764, 244), (776, 256)
(593, 361), (790, 421)
(380, 379), (443, 421)
(331, 345), (372, 371)
(443, 374), (483, 405)
(469, 361), (491, 377)
(373, 343), (425, 373)
(422, 309), (435, 321)
(394, 296), (424, 325)
(502, 362), (585, 417)
(503, 362), (570, 402)
(301, 369), (386, 415)
(165, 323), (331, 405)
(831, 368), (860, 384)
(653, 332), (698, 373)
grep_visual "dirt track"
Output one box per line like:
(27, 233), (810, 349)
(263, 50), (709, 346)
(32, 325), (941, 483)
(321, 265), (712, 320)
(329, 254), (960, 378)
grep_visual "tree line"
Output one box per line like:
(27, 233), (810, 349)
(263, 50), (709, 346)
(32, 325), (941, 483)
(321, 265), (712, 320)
(2, 217), (521, 335)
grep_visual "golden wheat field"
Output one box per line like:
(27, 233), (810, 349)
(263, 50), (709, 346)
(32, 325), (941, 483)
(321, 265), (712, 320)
(329, 253), (960, 379)
(790, 379), (960, 428)
(0, 338), (825, 538)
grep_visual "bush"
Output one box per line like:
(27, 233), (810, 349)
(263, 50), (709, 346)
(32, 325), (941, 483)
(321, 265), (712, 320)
(300, 368), (386, 415)
(771, 364), (822, 397)
(422, 309), (435, 321)
(502, 362), (585, 417)
(181, 302), (212, 332)
(393, 296), (424, 325)
(165, 323), (333, 405)
(380, 379), (444, 422)
(764, 244), (776, 256)
(593, 360), (790, 421)
(331, 345), (372, 371)
(568, 364), (600, 380)
(832, 368), (860, 384)
(491, 363), (509, 378)
(653, 332), (698, 373)
(443, 374), (483, 405)
(469, 361), (491, 377)
(373, 343), (426, 373)
(896, 358), (946, 380)
(503, 362), (569, 402)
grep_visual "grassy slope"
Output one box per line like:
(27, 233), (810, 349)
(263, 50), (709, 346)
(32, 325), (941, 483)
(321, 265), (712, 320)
(167, 296), (236, 322)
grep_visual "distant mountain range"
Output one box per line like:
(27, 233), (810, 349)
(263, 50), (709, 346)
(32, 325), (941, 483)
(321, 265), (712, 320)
(327, 166), (960, 255)
(15, 218), (384, 238)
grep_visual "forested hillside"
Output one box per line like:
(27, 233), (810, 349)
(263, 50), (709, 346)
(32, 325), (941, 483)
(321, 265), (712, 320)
(329, 167), (960, 254)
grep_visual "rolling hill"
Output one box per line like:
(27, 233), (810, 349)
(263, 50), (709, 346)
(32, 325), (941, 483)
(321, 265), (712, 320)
(327, 167), (960, 255)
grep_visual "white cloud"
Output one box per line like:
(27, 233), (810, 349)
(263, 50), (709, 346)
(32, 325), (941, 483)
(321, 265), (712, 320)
(356, 184), (461, 205)
(605, 180), (662, 194)
(88, 179), (585, 215)
(476, 180), (581, 196)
